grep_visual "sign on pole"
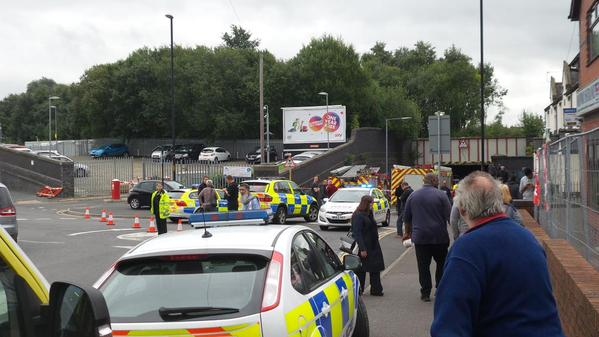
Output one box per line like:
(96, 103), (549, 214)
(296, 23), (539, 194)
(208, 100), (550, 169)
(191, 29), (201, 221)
(428, 115), (451, 153)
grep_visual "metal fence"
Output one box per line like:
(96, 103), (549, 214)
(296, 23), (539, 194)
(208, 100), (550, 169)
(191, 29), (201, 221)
(141, 159), (254, 188)
(536, 128), (599, 270)
(74, 157), (134, 197)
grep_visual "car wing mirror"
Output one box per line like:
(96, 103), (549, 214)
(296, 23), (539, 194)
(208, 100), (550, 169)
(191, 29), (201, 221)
(343, 254), (362, 272)
(49, 281), (112, 337)
(322, 198), (329, 203)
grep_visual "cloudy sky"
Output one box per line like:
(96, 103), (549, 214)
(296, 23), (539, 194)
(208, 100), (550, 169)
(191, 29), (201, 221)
(0, 0), (576, 125)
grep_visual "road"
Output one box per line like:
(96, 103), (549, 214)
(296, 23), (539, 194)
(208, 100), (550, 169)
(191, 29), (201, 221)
(13, 193), (434, 336)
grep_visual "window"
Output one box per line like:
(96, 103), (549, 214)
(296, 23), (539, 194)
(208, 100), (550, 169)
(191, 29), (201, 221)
(291, 234), (326, 293)
(303, 232), (341, 278)
(289, 181), (303, 195)
(589, 2), (599, 61)
(0, 260), (22, 335)
(275, 182), (291, 194)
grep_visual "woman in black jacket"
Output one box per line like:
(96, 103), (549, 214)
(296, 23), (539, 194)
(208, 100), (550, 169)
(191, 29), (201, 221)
(351, 195), (385, 296)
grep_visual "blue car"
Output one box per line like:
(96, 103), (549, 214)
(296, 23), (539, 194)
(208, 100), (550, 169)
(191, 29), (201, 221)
(89, 143), (129, 158)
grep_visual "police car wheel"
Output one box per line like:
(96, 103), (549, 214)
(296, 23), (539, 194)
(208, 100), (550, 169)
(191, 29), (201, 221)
(274, 206), (287, 224)
(352, 297), (370, 337)
(304, 204), (318, 222)
(381, 210), (390, 227)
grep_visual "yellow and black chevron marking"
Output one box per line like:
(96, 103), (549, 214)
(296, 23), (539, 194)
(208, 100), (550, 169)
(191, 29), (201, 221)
(390, 168), (433, 205)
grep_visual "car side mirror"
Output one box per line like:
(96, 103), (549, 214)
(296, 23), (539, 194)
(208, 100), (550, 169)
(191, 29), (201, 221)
(343, 254), (362, 272)
(323, 198), (329, 204)
(49, 282), (112, 337)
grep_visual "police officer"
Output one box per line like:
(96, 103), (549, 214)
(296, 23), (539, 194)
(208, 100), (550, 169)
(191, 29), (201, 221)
(223, 175), (239, 211)
(151, 182), (171, 234)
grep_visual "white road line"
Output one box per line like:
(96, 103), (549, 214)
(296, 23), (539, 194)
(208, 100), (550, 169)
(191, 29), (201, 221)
(19, 240), (65, 244)
(35, 218), (52, 221)
(69, 229), (136, 236)
(59, 218), (78, 220)
(113, 246), (136, 249)
(16, 218), (29, 221)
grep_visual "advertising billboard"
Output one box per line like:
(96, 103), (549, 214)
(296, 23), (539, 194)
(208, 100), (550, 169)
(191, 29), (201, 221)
(282, 105), (346, 145)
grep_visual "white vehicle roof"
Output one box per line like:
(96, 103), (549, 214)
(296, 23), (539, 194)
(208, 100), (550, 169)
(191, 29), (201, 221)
(120, 225), (302, 260)
(202, 146), (221, 150)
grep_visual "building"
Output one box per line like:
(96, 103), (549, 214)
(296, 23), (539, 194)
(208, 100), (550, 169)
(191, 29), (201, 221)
(569, 0), (599, 131)
(544, 56), (580, 139)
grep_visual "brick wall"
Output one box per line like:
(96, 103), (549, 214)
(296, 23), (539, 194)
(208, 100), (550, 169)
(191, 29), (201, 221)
(521, 211), (599, 337)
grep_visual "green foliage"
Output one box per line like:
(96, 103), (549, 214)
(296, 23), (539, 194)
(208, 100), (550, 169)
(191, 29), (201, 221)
(221, 25), (260, 49)
(519, 110), (545, 138)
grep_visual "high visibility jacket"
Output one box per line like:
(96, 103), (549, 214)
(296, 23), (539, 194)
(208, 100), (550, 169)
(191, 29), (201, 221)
(150, 191), (171, 219)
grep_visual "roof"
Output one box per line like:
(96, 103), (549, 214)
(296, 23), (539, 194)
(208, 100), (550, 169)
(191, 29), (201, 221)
(569, 0), (580, 21)
(122, 225), (298, 259)
(340, 165), (367, 178)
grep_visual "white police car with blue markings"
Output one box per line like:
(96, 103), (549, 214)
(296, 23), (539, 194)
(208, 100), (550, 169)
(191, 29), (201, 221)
(93, 224), (369, 337)
(318, 186), (391, 231)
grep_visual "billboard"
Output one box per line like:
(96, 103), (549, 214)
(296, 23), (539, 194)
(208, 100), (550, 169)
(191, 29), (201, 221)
(282, 105), (346, 145)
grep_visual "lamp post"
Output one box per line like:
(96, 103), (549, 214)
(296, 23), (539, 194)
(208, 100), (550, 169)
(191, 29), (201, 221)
(165, 14), (175, 182)
(48, 96), (60, 150)
(318, 92), (329, 149)
(385, 117), (413, 177)
(264, 105), (270, 163)
(435, 111), (446, 186)
(51, 105), (57, 151)
(480, 0), (485, 171)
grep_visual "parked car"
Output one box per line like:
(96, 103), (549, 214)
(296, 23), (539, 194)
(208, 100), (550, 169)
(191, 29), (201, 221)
(33, 150), (61, 157)
(48, 154), (90, 177)
(198, 146), (231, 163)
(173, 143), (205, 162)
(90, 143), (129, 158)
(0, 183), (17, 241)
(1, 144), (33, 153)
(127, 180), (187, 209)
(318, 186), (391, 230)
(0, 226), (112, 336)
(93, 225), (368, 336)
(291, 151), (323, 164)
(150, 145), (174, 161)
(245, 146), (278, 164)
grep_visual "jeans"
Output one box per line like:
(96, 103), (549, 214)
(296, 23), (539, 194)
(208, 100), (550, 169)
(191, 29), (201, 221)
(414, 244), (449, 296)
(356, 271), (383, 295)
(396, 208), (404, 236)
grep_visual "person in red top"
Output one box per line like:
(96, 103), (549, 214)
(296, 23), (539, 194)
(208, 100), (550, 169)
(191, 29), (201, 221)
(325, 179), (338, 197)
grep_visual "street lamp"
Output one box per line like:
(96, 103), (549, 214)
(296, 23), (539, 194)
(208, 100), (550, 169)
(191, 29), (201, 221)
(264, 105), (270, 163)
(165, 14), (175, 183)
(385, 116), (413, 177)
(435, 111), (446, 186)
(50, 106), (58, 151)
(318, 92), (329, 149)
(48, 96), (60, 150)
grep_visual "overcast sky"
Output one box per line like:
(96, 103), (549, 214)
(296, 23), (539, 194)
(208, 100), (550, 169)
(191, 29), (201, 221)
(0, 0), (577, 125)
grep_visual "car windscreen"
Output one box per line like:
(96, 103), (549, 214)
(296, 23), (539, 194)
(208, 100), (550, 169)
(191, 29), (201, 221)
(201, 149), (214, 154)
(329, 189), (368, 203)
(165, 181), (186, 190)
(168, 191), (185, 200)
(244, 182), (268, 193)
(99, 254), (268, 323)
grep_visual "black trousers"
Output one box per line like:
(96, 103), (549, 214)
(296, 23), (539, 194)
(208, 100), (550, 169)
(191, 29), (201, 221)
(156, 216), (167, 234)
(356, 271), (383, 295)
(414, 244), (448, 296)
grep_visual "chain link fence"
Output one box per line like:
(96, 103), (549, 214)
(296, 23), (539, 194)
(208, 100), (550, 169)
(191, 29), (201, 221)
(536, 129), (599, 270)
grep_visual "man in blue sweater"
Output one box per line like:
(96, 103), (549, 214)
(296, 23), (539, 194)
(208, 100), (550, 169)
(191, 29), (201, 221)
(431, 171), (564, 337)
(403, 173), (451, 302)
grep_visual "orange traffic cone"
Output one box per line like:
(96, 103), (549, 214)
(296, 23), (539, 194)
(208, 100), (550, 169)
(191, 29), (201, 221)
(177, 219), (183, 231)
(147, 216), (157, 233)
(84, 208), (91, 220)
(100, 210), (107, 223)
(107, 212), (115, 226)
(132, 215), (141, 229)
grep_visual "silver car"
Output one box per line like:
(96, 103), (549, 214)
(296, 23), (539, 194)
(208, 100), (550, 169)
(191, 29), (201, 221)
(0, 183), (17, 241)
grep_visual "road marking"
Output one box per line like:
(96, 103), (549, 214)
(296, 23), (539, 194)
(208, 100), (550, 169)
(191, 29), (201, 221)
(19, 240), (65, 244)
(35, 218), (52, 221)
(69, 229), (136, 236)
(17, 218), (29, 221)
(113, 246), (136, 249)
(59, 218), (78, 220)
(117, 232), (158, 241)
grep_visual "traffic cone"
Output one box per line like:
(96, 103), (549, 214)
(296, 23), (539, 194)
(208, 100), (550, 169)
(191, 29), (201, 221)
(177, 219), (183, 231)
(107, 212), (115, 226)
(132, 215), (141, 229)
(84, 208), (91, 220)
(100, 210), (107, 223)
(147, 216), (157, 233)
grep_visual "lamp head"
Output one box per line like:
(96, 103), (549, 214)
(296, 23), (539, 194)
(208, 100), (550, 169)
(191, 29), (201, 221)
(165, 14), (173, 19)
(318, 92), (328, 96)
(49, 96), (60, 100)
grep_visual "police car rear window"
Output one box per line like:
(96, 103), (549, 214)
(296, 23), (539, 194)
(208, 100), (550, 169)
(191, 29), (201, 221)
(245, 182), (268, 193)
(99, 254), (268, 323)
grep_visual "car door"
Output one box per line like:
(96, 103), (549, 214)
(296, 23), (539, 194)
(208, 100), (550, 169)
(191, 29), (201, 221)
(139, 181), (157, 207)
(275, 181), (294, 215)
(287, 231), (353, 337)
(288, 181), (308, 216)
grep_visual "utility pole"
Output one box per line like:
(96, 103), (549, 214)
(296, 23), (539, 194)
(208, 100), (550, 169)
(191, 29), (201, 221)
(259, 54), (265, 162)
(480, 0), (485, 171)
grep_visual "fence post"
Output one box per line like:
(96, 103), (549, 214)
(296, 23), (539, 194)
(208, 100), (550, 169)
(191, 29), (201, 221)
(565, 138), (571, 237)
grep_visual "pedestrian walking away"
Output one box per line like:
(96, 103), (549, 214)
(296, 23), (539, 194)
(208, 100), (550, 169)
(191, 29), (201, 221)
(403, 173), (451, 302)
(223, 175), (239, 211)
(431, 171), (565, 337)
(395, 181), (413, 236)
(198, 179), (217, 212)
(150, 182), (171, 234)
(239, 183), (260, 210)
(351, 195), (385, 296)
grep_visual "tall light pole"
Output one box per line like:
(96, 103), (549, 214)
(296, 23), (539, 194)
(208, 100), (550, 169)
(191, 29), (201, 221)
(264, 105), (270, 163)
(480, 0), (485, 171)
(51, 106), (57, 151)
(318, 92), (329, 149)
(435, 111), (446, 186)
(48, 96), (60, 150)
(165, 14), (175, 181)
(385, 117), (413, 177)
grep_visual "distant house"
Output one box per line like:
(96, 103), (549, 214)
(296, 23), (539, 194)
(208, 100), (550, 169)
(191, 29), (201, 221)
(544, 55), (580, 139)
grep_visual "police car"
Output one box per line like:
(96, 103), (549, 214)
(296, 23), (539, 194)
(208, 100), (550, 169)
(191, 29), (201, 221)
(0, 227), (111, 336)
(243, 179), (319, 224)
(318, 187), (391, 230)
(93, 225), (369, 336)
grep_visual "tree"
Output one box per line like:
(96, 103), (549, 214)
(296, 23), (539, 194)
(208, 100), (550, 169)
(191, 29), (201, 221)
(519, 110), (545, 138)
(221, 25), (260, 49)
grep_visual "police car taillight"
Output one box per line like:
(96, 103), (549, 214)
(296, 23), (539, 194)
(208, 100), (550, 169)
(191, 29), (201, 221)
(257, 193), (273, 203)
(176, 200), (187, 207)
(261, 251), (283, 312)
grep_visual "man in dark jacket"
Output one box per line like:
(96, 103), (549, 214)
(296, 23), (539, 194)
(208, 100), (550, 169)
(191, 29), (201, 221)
(404, 173), (451, 302)
(223, 175), (239, 211)
(395, 181), (413, 236)
(431, 171), (564, 337)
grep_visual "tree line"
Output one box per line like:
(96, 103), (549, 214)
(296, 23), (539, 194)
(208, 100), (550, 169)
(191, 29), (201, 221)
(0, 25), (543, 144)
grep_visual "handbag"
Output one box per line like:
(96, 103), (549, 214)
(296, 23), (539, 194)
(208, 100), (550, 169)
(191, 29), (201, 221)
(340, 230), (358, 255)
